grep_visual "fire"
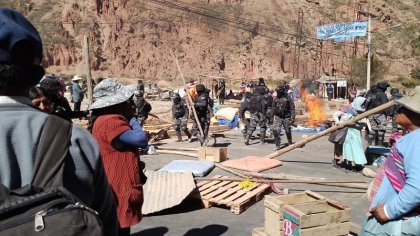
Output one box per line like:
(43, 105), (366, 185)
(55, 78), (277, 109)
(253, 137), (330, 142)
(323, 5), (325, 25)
(301, 90), (327, 127)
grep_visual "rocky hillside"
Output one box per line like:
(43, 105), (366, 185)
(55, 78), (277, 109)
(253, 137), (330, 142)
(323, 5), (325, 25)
(3, 0), (419, 85)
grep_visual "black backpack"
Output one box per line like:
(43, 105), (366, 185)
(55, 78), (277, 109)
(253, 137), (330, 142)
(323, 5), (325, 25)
(0, 116), (104, 236)
(274, 97), (289, 117)
(249, 94), (263, 113)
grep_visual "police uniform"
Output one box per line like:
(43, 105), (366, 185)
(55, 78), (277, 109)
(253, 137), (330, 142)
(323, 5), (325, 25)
(218, 79), (226, 105)
(263, 90), (274, 138)
(135, 93), (152, 125)
(366, 81), (390, 146)
(272, 85), (295, 150)
(389, 88), (404, 134)
(190, 84), (210, 145)
(239, 92), (252, 139)
(245, 86), (267, 145)
(172, 93), (191, 142)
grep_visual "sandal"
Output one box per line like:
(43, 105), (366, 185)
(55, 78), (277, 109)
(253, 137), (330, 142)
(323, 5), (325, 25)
(332, 158), (340, 168)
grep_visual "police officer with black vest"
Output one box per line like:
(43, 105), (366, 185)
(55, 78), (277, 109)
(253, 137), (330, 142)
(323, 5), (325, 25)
(389, 87), (404, 134)
(239, 92), (252, 139)
(365, 81), (390, 146)
(189, 84), (210, 145)
(272, 84), (296, 150)
(172, 93), (191, 142)
(245, 86), (267, 145)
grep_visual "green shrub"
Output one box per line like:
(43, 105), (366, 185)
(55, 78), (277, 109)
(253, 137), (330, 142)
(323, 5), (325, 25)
(396, 76), (420, 88)
(410, 67), (420, 80)
(349, 56), (389, 86)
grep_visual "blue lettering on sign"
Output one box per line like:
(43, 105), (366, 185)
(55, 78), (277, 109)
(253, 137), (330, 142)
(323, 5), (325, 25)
(316, 21), (368, 42)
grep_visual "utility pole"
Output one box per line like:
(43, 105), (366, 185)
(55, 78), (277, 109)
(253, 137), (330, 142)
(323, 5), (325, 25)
(293, 8), (304, 79)
(83, 35), (93, 107)
(366, 15), (371, 91)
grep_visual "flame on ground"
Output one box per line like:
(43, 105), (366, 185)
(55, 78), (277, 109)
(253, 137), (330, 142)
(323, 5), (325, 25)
(301, 89), (327, 127)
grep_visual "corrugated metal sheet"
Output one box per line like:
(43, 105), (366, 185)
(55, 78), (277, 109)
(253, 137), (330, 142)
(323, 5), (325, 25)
(142, 170), (196, 215)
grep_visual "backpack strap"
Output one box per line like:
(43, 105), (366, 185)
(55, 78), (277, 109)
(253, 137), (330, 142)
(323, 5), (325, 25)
(31, 115), (72, 188)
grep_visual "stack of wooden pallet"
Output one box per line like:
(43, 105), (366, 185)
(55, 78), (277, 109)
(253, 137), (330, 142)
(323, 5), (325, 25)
(193, 175), (271, 214)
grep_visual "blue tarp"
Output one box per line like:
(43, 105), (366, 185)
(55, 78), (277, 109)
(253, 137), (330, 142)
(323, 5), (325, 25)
(291, 125), (326, 133)
(217, 114), (239, 129)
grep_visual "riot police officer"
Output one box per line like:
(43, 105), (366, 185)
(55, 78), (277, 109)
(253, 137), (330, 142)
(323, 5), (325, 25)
(366, 81), (390, 146)
(135, 92), (152, 125)
(172, 93), (191, 142)
(245, 86), (267, 145)
(189, 84), (210, 145)
(272, 84), (296, 150)
(389, 87), (404, 134)
(239, 92), (252, 139)
(218, 79), (226, 105)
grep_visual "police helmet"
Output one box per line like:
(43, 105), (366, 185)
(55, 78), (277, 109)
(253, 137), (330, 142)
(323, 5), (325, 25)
(255, 86), (266, 95)
(276, 85), (286, 96)
(244, 91), (252, 99)
(377, 81), (390, 90)
(172, 93), (181, 103)
(390, 87), (399, 95)
(196, 84), (205, 93)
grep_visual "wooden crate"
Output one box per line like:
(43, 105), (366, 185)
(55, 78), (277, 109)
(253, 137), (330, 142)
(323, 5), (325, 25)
(282, 200), (350, 236)
(252, 227), (269, 236)
(198, 147), (227, 162)
(194, 175), (271, 214)
(264, 191), (326, 236)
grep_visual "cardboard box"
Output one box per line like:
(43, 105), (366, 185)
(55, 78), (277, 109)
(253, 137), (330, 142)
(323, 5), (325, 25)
(264, 191), (326, 236)
(198, 147), (227, 162)
(282, 200), (350, 236)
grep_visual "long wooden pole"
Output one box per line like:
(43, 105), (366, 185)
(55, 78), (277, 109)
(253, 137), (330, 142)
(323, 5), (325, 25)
(83, 35), (93, 107)
(156, 149), (197, 158)
(157, 147), (198, 151)
(265, 100), (396, 159)
(195, 177), (366, 184)
(172, 53), (204, 138)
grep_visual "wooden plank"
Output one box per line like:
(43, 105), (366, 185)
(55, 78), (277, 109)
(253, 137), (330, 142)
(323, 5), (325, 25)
(231, 184), (270, 205)
(210, 185), (243, 202)
(252, 227), (269, 236)
(219, 184), (259, 205)
(202, 181), (238, 200)
(300, 208), (350, 228)
(230, 185), (271, 214)
(195, 175), (223, 188)
(349, 222), (361, 235)
(265, 207), (283, 236)
(287, 200), (328, 215)
(301, 222), (350, 236)
(304, 190), (327, 200)
(200, 179), (233, 197)
(197, 176), (227, 192)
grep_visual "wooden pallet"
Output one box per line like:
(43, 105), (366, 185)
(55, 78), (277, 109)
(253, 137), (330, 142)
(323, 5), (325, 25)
(194, 175), (271, 214)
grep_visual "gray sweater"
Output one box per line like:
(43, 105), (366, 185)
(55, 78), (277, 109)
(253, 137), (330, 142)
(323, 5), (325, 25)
(0, 96), (117, 235)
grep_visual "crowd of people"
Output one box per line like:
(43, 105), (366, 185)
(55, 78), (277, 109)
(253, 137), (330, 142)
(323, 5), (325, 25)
(238, 78), (296, 150)
(1, 7), (420, 236)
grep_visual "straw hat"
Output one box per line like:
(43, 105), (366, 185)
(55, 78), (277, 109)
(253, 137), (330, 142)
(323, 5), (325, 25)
(72, 75), (82, 81)
(90, 78), (136, 110)
(395, 86), (420, 114)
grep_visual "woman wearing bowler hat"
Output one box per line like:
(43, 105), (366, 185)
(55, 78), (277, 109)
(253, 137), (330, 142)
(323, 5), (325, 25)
(361, 86), (420, 235)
